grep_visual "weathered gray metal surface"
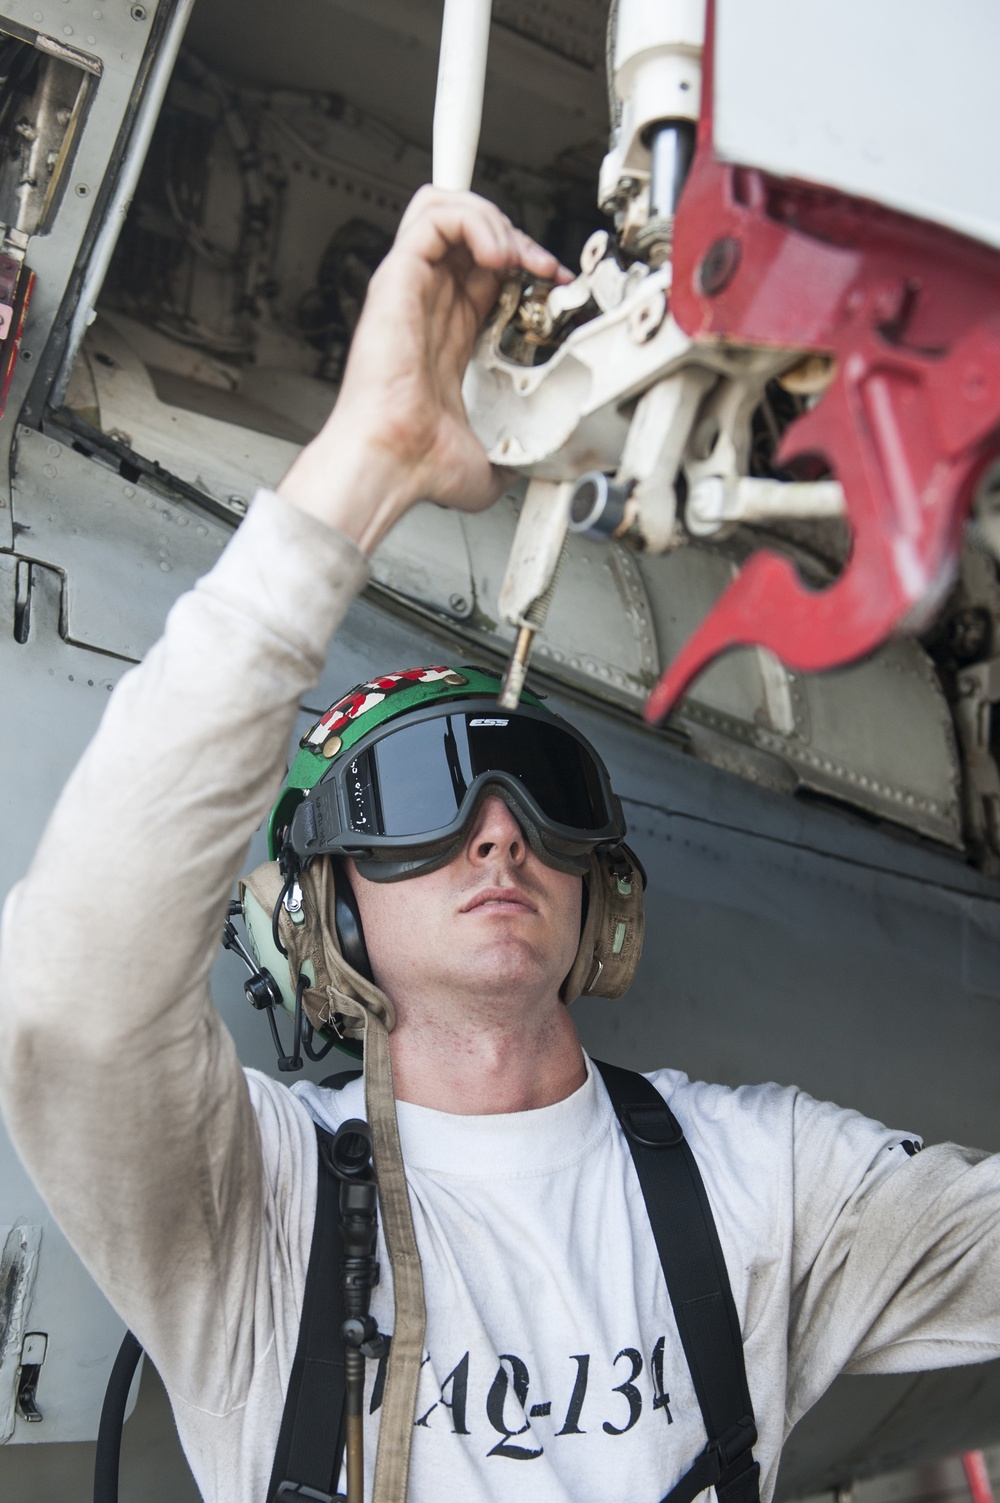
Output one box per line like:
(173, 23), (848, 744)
(0, 553), (135, 1446)
(11, 422), (230, 660)
(0, 1358), (197, 1499)
(0, 1222), (42, 1440)
(637, 547), (964, 850)
(782, 1365), (1000, 1497)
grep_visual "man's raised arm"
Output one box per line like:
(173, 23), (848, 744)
(0, 189), (567, 1398)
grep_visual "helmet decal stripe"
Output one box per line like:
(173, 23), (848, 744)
(303, 668), (466, 748)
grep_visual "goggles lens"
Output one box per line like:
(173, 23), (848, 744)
(344, 712), (613, 840)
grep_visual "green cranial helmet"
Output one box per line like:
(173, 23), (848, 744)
(270, 664), (629, 882)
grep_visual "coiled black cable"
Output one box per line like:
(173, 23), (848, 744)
(93, 1330), (143, 1503)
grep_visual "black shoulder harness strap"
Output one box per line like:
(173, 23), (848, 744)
(594, 1059), (760, 1503)
(269, 1063), (759, 1503)
(267, 1069), (364, 1503)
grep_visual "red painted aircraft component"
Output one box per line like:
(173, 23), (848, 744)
(0, 253), (36, 421)
(962, 1452), (996, 1503)
(644, 5), (1000, 726)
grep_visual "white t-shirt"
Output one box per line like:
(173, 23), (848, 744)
(289, 1053), (927, 1503)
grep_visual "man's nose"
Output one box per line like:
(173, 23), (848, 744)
(467, 794), (527, 865)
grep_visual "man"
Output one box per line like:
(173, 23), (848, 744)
(2, 186), (1000, 1503)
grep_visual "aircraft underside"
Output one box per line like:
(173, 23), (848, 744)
(2, 1), (1000, 1499)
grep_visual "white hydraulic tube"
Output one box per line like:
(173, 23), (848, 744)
(432, 0), (492, 192)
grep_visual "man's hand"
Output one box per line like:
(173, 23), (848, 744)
(277, 187), (570, 553)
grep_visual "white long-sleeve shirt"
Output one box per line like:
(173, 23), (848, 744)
(2, 490), (999, 1503)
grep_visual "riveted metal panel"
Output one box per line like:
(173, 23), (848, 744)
(11, 424), (230, 660)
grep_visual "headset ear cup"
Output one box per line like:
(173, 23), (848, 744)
(333, 860), (374, 983)
(562, 844), (645, 1004)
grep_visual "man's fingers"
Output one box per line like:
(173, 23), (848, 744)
(513, 228), (573, 284)
(396, 186), (571, 284)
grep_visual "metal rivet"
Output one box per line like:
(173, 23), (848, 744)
(322, 734), (343, 758)
(130, 2), (147, 17)
(699, 237), (741, 297)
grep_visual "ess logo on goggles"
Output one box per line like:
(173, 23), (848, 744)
(288, 701), (625, 872)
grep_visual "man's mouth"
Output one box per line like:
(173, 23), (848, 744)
(461, 886), (538, 915)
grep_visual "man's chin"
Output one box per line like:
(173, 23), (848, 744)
(462, 935), (567, 998)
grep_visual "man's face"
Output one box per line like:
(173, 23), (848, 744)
(346, 793), (583, 1015)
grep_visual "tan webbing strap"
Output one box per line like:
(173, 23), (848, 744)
(363, 1014), (425, 1503)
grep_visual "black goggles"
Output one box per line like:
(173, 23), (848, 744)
(287, 700), (626, 880)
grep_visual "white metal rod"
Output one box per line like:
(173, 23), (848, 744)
(432, 0), (492, 192)
(686, 476), (846, 537)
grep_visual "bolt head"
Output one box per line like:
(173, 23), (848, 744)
(699, 237), (741, 297)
